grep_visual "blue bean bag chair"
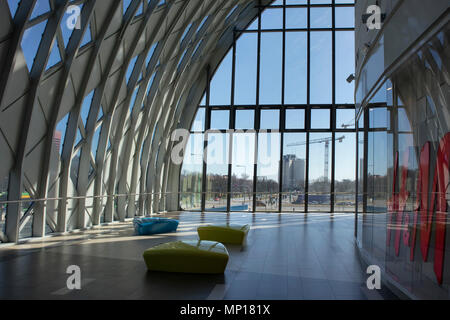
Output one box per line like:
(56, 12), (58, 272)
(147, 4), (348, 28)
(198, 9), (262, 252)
(133, 217), (179, 235)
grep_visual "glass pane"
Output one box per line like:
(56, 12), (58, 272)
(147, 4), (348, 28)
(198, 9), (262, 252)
(260, 109), (280, 130)
(260, 32), (282, 105)
(367, 131), (389, 214)
(89, 127), (101, 163)
(205, 133), (230, 211)
(261, 8), (283, 29)
(55, 113), (69, 155)
(191, 108), (205, 132)
(311, 109), (330, 129)
(357, 129), (364, 214)
(231, 132), (255, 211)
(286, 109), (305, 129)
(246, 17), (258, 30)
(200, 93), (206, 106)
(336, 31), (355, 104)
(210, 51), (232, 105)
(282, 133), (306, 212)
(358, 111), (365, 129)
(310, 7), (332, 28)
(180, 134), (204, 210)
(285, 32), (307, 104)
(256, 132), (280, 212)
(235, 33), (257, 105)
(126, 57), (138, 84)
(210, 110), (230, 130)
(398, 107), (412, 133)
(176, 1), (356, 215)
(310, 32), (332, 104)
(336, 109), (355, 129)
(235, 110), (255, 129)
(286, 8), (307, 29)
(30, 0), (50, 20)
(80, 90), (95, 126)
(21, 21), (47, 71)
(7, 0), (19, 17)
(334, 133), (356, 212)
(308, 133), (332, 212)
(286, 0), (307, 4)
(335, 7), (355, 28)
(46, 41), (61, 70)
(369, 107), (390, 129)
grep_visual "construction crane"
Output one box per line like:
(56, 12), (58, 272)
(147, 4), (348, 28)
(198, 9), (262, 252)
(287, 136), (346, 179)
(341, 120), (356, 129)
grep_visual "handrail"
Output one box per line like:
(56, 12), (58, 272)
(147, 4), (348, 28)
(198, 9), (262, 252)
(0, 190), (423, 206)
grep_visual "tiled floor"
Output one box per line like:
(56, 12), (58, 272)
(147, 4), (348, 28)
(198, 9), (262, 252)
(0, 212), (398, 300)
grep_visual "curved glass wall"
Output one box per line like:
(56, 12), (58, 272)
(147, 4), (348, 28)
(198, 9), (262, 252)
(354, 18), (450, 299)
(0, 0), (197, 242)
(180, 0), (356, 213)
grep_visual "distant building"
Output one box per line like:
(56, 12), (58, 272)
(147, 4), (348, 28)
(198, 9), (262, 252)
(283, 155), (305, 190)
(53, 131), (62, 152)
(50, 131), (63, 176)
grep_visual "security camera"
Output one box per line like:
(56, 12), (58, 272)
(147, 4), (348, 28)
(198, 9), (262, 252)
(346, 74), (355, 83)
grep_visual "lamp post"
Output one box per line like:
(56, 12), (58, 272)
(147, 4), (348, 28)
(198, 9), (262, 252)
(189, 153), (203, 208)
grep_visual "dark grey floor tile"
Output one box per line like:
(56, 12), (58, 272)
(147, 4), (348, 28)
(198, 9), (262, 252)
(0, 212), (398, 300)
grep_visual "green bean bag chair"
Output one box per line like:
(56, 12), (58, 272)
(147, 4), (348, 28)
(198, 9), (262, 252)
(143, 240), (229, 274)
(197, 224), (250, 245)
